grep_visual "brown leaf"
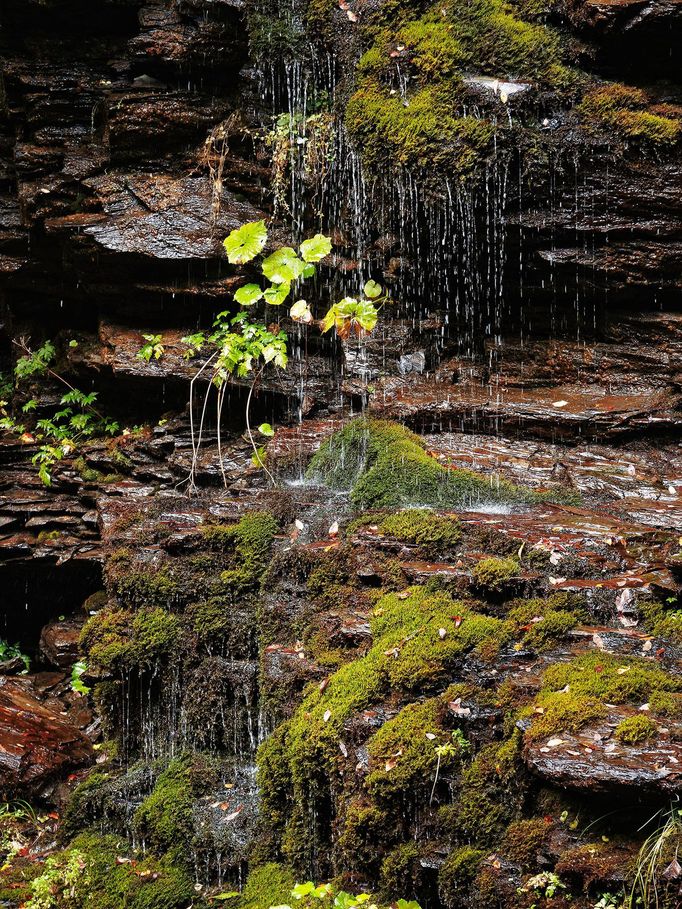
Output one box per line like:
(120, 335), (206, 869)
(319, 678), (330, 693)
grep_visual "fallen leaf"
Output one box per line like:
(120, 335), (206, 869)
(438, 627), (447, 639)
(547, 738), (564, 748)
(552, 400), (568, 408)
(319, 678), (329, 693)
(323, 709), (332, 722)
(328, 521), (339, 537)
(642, 640), (653, 652)
(224, 807), (243, 822)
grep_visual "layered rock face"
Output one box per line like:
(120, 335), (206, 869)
(0, 1), (681, 909)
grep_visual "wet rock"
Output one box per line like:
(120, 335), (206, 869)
(0, 676), (93, 796)
(82, 173), (266, 260)
(524, 710), (682, 794)
(40, 617), (83, 668)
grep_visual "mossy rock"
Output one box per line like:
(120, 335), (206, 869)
(307, 417), (572, 510)
(22, 833), (195, 909)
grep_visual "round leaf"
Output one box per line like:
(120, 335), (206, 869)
(233, 283), (264, 307)
(363, 279), (383, 299)
(300, 234), (332, 263)
(262, 248), (306, 284)
(290, 299), (313, 323)
(258, 422), (275, 437)
(223, 220), (268, 264)
(354, 300), (378, 332)
(264, 281), (291, 306)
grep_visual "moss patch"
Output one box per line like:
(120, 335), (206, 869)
(307, 417), (571, 510)
(580, 84), (681, 146)
(614, 715), (658, 745)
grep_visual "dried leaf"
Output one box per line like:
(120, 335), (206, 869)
(323, 709), (332, 722)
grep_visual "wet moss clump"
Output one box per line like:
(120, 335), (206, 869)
(471, 556), (519, 592)
(527, 651), (682, 741)
(344, 0), (574, 175)
(639, 598), (682, 644)
(257, 585), (506, 866)
(133, 758), (197, 853)
(22, 832), (195, 909)
(307, 417), (567, 510)
(80, 606), (181, 673)
(580, 84), (681, 146)
(438, 846), (485, 908)
(375, 509), (462, 557)
(202, 512), (279, 594)
(236, 862), (296, 909)
(614, 715), (658, 745)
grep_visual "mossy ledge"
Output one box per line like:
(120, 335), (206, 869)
(306, 416), (577, 509)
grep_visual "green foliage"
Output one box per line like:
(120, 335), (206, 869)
(223, 220), (268, 264)
(137, 334), (165, 362)
(614, 715), (658, 745)
(23, 832), (194, 909)
(4, 340), (120, 485)
(0, 637), (30, 671)
(265, 880), (421, 909)
(307, 417), (567, 510)
(70, 660), (91, 695)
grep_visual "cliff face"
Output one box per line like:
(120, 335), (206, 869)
(0, 1), (681, 908)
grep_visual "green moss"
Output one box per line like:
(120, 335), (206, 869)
(23, 833), (194, 909)
(580, 84), (681, 146)
(337, 803), (390, 873)
(237, 863), (296, 909)
(519, 611), (577, 651)
(526, 691), (606, 742)
(307, 418), (567, 511)
(343, 0), (570, 174)
(540, 651), (681, 703)
(203, 512), (278, 593)
(366, 698), (448, 802)
(257, 586), (507, 865)
(614, 715), (658, 745)
(639, 599), (682, 644)
(472, 557), (519, 591)
(501, 818), (548, 867)
(380, 843), (422, 899)
(649, 690), (682, 719)
(377, 509), (461, 556)
(438, 847), (485, 908)
(444, 733), (523, 846)
(113, 569), (178, 610)
(80, 606), (180, 673)
(133, 757), (204, 854)
(527, 651), (681, 740)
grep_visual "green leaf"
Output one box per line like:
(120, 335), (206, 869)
(223, 220), (268, 264)
(71, 660), (91, 695)
(69, 339), (79, 348)
(258, 423), (275, 437)
(363, 279), (382, 299)
(263, 281), (291, 306)
(214, 893), (241, 901)
(262, 248), (306, 283)
(290, 300), (313, 323)
(299, 234), (332, 263)
(320, 306), (338, 333)
(234, 283), (264, 307)
(354, 300), (378, 332)
(302, 263), (316, 279)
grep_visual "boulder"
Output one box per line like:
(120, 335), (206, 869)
(0, 677), (93, 796)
